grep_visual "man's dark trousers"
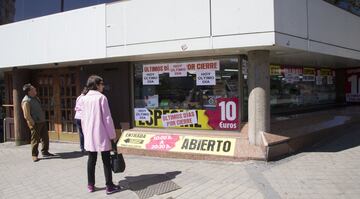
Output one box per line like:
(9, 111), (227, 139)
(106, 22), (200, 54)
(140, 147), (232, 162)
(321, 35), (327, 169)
(31, 122), (49, 157)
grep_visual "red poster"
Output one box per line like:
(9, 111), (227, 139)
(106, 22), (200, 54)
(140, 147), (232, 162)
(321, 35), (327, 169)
(345, 68), (360, 102)
(205, 98), (239, 130)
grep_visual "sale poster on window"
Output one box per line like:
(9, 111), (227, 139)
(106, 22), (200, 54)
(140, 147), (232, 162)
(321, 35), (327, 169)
(196, 71), (216, 86)
(345, 68), (360, 102)
(134, 98), (240, 131)
(143, 72), (159, 85)
(205, 98), (239, 130)
(169, 63), (187, 77)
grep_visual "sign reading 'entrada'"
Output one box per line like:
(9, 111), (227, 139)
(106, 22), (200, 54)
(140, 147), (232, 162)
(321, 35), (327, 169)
(118, 131), (236, 157)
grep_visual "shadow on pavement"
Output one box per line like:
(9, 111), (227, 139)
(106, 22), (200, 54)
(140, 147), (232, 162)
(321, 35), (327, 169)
(44, 151), (86, 159)
(309, 127), (360, 153)
(118, 171), (182, 191)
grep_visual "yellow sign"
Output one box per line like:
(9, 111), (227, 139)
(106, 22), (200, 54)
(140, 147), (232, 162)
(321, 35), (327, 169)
(320, 69), (332, 76)
(270, 65), (281, 76)
(135, 109), (212, 130)
(118, 131), (236, 157)
(303, 68), (315, 75)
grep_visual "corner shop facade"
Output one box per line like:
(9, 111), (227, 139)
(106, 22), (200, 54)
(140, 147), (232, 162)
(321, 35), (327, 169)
(1, 0), (360, 159)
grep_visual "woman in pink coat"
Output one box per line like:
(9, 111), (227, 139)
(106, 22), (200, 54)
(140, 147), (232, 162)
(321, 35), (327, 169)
(80, 75), (120, 194)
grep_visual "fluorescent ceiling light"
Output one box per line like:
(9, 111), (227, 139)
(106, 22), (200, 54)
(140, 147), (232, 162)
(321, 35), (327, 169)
(224, 69), (238, 72)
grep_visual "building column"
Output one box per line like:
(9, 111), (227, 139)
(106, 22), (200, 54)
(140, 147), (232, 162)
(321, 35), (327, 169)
(12, 68), (31, 146)
(247, 50), (270, 146)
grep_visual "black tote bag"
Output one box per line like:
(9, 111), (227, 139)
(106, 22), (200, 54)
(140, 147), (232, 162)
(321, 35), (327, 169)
(111, 140), (126, 173)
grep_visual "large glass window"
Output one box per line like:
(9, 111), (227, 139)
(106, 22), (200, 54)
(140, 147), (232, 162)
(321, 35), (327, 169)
(270, 65), (336, 114)
(134, 58), (240, 131)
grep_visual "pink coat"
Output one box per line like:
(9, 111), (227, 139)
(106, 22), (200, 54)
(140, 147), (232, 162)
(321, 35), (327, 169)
(78, 90), (116, 152)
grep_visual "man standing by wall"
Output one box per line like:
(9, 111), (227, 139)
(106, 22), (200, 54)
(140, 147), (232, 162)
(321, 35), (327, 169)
(21, 83), (54, 162)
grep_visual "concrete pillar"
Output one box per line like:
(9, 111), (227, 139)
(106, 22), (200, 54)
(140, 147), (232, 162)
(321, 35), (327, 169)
(247, 50), (270, 146)
(12, 68), (31, 146)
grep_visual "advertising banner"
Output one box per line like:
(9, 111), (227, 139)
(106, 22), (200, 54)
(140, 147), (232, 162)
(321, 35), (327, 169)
(135, 98), (239, 131)
(118, 131), (236, 157)
(345, 68), (360, 102)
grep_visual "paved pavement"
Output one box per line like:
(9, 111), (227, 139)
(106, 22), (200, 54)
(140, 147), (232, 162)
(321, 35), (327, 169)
(0, 124), (360, 199)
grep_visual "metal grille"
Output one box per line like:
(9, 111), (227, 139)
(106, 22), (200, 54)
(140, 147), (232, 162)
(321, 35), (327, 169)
(128, 174), (181, 199)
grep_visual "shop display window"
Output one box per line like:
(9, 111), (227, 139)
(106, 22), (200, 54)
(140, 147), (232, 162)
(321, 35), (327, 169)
(269, 66), (336, 114)
(134, 58), (240, 131)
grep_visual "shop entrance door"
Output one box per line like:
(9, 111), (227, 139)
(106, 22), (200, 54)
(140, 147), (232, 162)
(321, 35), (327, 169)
(34, 68), (80, 142)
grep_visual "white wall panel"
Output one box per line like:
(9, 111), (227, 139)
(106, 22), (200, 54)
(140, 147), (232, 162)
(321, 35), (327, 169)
(211, 0), (275, 36)
(308, 0), (360, 51)
(106, 0), (210, 47)
(274, 0), (308, 39)
(0, 5), (106, 68)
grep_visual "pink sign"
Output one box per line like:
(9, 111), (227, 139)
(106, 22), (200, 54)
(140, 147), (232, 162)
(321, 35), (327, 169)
(145, 134), (180, 151)
(206, 98), (239, 130)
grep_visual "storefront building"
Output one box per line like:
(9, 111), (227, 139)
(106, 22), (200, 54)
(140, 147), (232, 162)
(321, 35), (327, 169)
(1, 0), (360, 160)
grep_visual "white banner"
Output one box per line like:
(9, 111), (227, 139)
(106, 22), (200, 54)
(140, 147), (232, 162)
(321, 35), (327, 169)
(196, 70), (216, 86)
(134, 108), (151, 121)
(169, 63), (187, 77)
(143, 72), (159, 85)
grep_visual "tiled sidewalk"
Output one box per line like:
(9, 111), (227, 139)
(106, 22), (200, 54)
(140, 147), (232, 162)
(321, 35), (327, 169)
(1, 125), (360, 199)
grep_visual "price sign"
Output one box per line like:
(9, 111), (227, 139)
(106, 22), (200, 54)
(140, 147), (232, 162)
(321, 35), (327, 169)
(346, 68), (360, 102)
(205, 98), (239, 130)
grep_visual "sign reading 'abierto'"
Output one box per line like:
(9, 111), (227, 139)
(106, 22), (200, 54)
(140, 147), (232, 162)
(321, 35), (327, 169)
(118, 131), (236, 157)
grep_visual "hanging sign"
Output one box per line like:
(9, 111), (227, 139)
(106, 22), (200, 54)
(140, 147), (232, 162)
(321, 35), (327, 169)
(169, 63), (187, 77)
(196, 70), (216, 85)
(143, 72), (159, 85)
(270, 65), (281, 76)
(345, 68), (360, 102)
(303, 68), (316, 82)
(284, 67), (301, 83)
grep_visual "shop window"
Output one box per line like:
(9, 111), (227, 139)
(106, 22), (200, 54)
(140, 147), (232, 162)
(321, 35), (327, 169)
(134, 58), (240, 131)
(269, 66), (336, 114)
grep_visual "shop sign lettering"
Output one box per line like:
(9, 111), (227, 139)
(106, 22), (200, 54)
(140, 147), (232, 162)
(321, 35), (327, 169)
(186, 60), (220, 71)
(181, 139), (232, 153)
(196, 70), (216, 85)
(161, 110), (198, 127)
(143, 72), (159, 85)
(143, 64), (169, 74)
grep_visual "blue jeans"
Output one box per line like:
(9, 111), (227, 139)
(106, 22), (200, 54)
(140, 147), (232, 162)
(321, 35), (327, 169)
(75, 119), (85, 151)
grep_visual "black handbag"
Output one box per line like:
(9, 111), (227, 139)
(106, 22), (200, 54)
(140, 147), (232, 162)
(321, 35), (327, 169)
(110, 140), (126, 173)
